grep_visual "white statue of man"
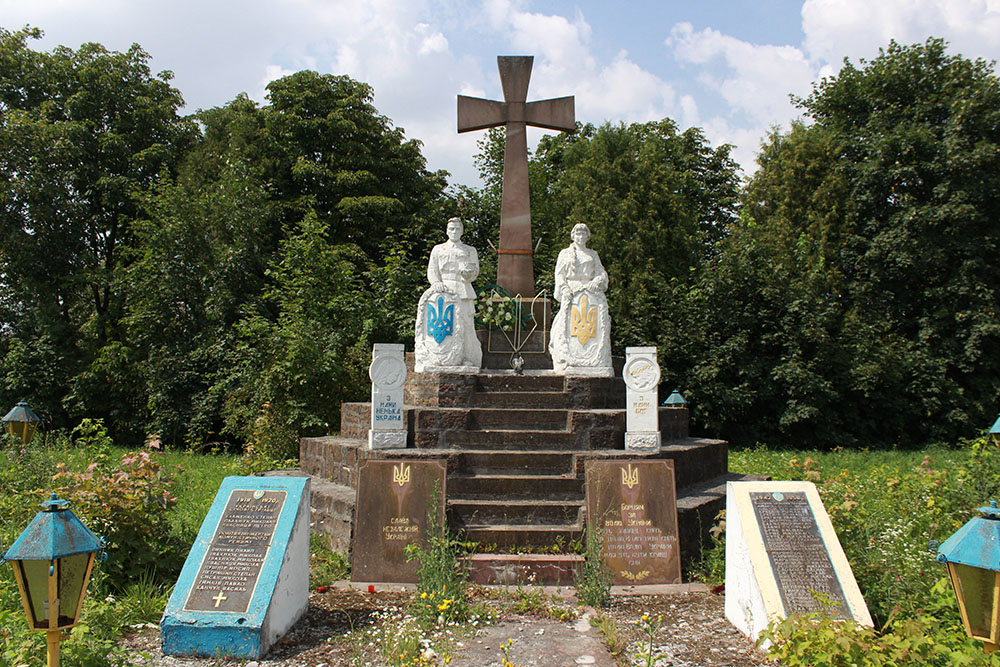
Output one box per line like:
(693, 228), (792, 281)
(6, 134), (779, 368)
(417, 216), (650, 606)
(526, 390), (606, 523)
(414, 217), (482, 371)
(549, 223), (612, 375)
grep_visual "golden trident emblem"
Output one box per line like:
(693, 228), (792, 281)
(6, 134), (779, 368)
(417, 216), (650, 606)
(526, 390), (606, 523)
(392, 462), (411, 487)
(570, 294), (597, 345)
(621, 463), (639, 489)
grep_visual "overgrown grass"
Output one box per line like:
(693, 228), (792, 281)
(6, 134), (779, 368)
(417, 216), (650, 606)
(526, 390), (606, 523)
(696, 437), (1000, 666)
(0, 434), (238, 667)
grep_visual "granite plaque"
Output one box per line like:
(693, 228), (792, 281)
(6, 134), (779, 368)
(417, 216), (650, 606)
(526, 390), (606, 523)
(161, 476), (309, 658)
(585, 460), (681, 585)
(184, 489), (286, 613)
(351, 459), (447, 583)
(750, 491), (850, 617)
(724, 481), (873, 642)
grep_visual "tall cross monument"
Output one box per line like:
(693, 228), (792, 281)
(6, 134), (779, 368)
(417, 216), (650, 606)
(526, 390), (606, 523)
(458, 56), (575, 298)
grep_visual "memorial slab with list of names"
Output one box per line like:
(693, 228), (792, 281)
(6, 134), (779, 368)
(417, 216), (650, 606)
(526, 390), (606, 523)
(724, 481), (873, 642)
(161, 476), (310, 658)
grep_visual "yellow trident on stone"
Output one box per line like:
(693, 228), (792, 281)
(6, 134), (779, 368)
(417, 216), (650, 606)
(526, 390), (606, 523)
(570, 294), (597, 345)
(392, 462), (411, 487)
(621, 463), (639, 489)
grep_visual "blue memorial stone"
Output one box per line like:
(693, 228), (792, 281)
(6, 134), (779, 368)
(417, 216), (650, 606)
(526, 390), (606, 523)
(160, 476), (310, 658)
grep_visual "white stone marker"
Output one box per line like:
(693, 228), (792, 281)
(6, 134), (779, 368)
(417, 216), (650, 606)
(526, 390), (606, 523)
(725, 481), (873, 643)
(368, 343), (407, 450)
(623, 347), (661, 451)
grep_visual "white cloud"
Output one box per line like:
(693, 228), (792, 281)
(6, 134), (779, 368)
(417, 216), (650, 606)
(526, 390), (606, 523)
(802, 0), (1000, 65)
(669, 22), (814, 127)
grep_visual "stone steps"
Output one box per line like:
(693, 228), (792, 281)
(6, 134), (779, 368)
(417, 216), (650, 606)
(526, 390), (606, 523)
(455, 450), (576, 475)
(442, 429), (580, 450)
(448, 498), (584, 526)
(468, 407), (569, 431)
(474, 374), (565, 393)
(469, 390), (569, 409)
(448, 473), (584, 500)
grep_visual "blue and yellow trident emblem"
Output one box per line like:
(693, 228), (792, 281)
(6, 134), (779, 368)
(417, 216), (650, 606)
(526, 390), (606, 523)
(427, 296), (454, 344)
(622, 464), (639, 489)
(393, 463), (411, 487)
(571, 294), (597, 345)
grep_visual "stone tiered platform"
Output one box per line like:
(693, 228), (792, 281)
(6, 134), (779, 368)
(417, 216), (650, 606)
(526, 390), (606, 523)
(300, 369), (754, 580)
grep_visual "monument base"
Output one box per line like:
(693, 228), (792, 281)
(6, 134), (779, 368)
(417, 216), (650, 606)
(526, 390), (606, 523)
(625, 431), (661, 451)
(565, 365), (614, 377)
(419, 364), (481, 374)
(368, 430), (406, 450)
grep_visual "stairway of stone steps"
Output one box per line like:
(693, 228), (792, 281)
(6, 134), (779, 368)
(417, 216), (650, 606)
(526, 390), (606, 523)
(446, 374), (585, 548)
(300, 368), (752, 570)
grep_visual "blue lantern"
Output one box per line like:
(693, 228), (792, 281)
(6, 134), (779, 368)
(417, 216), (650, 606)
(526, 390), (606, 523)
(1, 401), (41, 445)
(937, 501), (1000, 652)
(3, 494), (104, 666)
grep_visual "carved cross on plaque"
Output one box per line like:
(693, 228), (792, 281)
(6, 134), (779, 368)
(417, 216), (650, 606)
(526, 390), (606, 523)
(458, 56), (575, 298)
(212, 592), (227, 608)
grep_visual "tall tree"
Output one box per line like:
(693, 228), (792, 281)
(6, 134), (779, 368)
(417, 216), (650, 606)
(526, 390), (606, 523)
(0, 27), (194, 435)
(467, 120), (740, 367)
(710, 39), (1000, 446)
(130, 72), (452, 447)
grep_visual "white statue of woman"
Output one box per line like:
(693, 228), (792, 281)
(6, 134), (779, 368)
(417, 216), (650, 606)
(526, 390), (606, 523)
(415, 217), (482, 372)
(549, 223), (613, 375)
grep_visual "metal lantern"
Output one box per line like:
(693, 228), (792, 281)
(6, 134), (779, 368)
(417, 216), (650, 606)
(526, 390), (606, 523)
(937, 501), (1000, 653)
(990, 413), (1000, 448)
(2, 401), (42, 445)
(3, 494), (104, 667)
(662, 389), (686, 407)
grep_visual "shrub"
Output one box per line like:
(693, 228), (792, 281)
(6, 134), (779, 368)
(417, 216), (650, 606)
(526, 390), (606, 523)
(50, 446), (183, 587)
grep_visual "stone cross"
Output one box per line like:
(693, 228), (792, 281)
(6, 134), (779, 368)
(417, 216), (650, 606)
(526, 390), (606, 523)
(458, 56), (575, 298)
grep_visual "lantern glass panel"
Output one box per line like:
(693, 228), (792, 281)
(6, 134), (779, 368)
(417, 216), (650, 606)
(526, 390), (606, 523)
(951, 563), (998, 641)
(5, 420), (36, 444)
(15, 559), (51, 630)
(57, 552), (93, 626)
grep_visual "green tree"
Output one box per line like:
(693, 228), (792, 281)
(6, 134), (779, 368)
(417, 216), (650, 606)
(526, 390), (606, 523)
(711, 39), (1000, 446)
(467, 120), (741, 375)
(0, 27), (194, 436)
(133, 72), (451, 446)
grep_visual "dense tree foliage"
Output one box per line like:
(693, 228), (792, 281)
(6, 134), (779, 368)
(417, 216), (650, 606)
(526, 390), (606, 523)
(130, 73), (451, 450)
(692, 39), (1000, 446)
(463, 120), (741, 364)
(0, 27), (195, 436)
(1, 29), (995, 451)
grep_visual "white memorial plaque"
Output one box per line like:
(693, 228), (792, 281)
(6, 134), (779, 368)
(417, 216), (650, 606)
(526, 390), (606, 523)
(724, 481), (873, 643)
(368, 343), (407, 450)
(623, 347), (660, 451)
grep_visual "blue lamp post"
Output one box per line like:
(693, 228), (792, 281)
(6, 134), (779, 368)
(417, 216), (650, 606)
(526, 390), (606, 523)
(3, 494), (104, 667)
(2, 401), (42, 445)
(989, 413), (1000, 448)
(937, 501), (1000, 653)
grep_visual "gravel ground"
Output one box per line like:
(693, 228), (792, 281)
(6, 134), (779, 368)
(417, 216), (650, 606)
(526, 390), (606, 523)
(122, 587), (774, 666)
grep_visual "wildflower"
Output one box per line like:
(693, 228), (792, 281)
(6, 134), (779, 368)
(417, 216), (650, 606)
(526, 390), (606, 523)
(420, 592), (427, 599)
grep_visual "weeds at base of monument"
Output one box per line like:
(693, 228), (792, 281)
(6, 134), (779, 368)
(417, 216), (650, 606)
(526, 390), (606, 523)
(575, 519), (612, 607)
(405, 483), (471, 625)
(636, 613), (667, 667)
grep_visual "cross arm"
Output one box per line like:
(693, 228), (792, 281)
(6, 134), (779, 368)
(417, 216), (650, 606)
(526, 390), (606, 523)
(525, 96), (575, 132)
(457, 96), (507, 133)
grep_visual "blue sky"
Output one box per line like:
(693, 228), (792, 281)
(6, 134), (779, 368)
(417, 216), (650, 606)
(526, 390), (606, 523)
(3, 0), (1000, 186)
